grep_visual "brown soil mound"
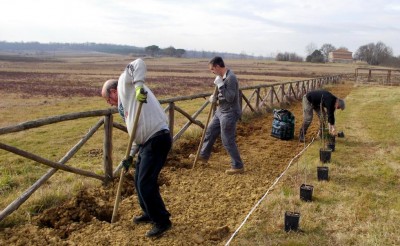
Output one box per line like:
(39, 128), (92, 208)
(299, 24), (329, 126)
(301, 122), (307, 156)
(0, 83), (353, 246)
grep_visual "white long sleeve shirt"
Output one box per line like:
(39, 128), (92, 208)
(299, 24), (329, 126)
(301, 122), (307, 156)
(117, 58), (168, 145)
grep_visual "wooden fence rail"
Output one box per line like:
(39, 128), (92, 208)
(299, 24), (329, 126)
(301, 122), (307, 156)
(355, 68), (400, 85)
(0, 74), (341, 222)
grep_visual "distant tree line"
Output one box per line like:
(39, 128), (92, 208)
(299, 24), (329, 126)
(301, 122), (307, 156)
(3, 41), (398, 66)
(0, 41), (144, 55)
(275, 52), (303, 62)
(181, 50), (269, 60)
(0, 41), (271, 60)
(144, 45), (186, 57)
(294, 41), (400, 67)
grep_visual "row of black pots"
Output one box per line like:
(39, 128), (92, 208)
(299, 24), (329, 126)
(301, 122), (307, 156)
(284, 184), (314, 232)
(285, 183), (321, 231)
(286, 169), (329, 230)
(319, 141), (333, 182)
(318, 148), (331, 182)
(285, 132), (344, 231)
(286, 168), (328, 230)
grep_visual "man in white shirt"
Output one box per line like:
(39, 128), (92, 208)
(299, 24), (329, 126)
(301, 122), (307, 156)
(101, 58), (172, 238)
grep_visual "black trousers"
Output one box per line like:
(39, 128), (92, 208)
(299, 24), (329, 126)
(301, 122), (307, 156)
(135, 131), (171, 225)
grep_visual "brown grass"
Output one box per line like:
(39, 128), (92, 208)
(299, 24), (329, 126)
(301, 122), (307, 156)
(1, 54), (398, 245)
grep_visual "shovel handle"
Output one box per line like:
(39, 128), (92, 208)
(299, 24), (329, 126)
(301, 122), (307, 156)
(192, 87), (218, 169)
(111, 167), (125, 223)
(111, 100), (144, 223)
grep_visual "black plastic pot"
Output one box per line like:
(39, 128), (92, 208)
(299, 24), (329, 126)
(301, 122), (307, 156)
(317, 166), (329, 181)
(300, 184), (314, 202)
(319, 148), (332, 163)
(284, 211), (300, 232)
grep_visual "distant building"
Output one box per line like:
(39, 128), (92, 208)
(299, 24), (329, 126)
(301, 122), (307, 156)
(328, 49), (353, 63)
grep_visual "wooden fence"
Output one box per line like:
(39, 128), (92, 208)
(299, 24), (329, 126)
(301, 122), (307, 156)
(355, 68), (400, 85)
(0, 74), (341, 222)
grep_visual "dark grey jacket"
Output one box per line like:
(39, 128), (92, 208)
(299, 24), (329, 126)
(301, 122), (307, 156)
(217, 69), (241, 116)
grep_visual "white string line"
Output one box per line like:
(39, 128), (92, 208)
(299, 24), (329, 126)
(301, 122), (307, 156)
(225, 137), (315, 246)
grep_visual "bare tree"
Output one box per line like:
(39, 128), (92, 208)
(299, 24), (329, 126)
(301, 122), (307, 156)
(354, 43), (374, 63)
(320, 43), (336, 62)
(374, 41), (393, 65)
(354, 41), (393, 65)
(305, 43), (318, 56)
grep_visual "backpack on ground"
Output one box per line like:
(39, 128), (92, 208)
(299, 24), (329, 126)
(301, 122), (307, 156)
(271, 109), (295, 140)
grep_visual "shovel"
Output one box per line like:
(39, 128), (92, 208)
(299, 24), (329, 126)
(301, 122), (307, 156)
(192, 86), (218, 169)
(111, 93), (146, 223)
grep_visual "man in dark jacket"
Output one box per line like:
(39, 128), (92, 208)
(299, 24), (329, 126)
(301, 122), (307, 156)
(196, 56), (244, 174)
(299, 90), (345, 142)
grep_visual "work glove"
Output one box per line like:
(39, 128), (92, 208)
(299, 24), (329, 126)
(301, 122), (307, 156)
(209, 94), (217, 103)
(213, 76), (224, 88)
(121, 156), (133, 172)
(135, 86), (147, 103)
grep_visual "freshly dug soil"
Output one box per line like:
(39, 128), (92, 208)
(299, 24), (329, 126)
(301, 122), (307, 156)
(0, 83), (352, 246)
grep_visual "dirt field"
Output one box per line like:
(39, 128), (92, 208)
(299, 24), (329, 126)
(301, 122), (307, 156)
(0, 71), (353, 246)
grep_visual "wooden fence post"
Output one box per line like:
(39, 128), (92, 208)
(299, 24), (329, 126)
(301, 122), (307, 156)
(280, 84), (285, 102)
(270, 87), (274, 106)
(256, 88), (260, 110)
(239, 90), (243, 111)
(169, 102), (175, 142)
(368, 69), (372, 82)
(296, 81), (303, 98)
(103, 114), (113, 182)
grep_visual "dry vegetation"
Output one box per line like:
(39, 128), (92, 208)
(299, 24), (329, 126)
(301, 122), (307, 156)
(0, 53), (399, 245)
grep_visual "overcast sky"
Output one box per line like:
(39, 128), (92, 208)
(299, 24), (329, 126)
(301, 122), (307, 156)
(1, 0), (399, 57)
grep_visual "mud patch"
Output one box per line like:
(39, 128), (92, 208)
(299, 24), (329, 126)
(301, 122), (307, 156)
(36, 174), (136, 239)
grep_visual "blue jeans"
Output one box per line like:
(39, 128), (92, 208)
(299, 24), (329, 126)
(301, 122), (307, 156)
(135, 131), (171, 224)
(200, 110), (243, 169)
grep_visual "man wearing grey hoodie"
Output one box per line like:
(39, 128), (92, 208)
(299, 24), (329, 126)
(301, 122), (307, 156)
(101, 58), (172, 238)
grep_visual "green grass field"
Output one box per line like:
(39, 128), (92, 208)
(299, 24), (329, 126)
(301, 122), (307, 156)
(233, 85), (400, 245)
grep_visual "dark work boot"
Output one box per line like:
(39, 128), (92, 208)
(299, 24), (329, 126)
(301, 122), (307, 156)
(133, 214), (152, 224)
(146, 220), (172, 238)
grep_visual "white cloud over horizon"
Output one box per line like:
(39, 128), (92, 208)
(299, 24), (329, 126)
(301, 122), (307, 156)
(1, 0), (399, 57)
